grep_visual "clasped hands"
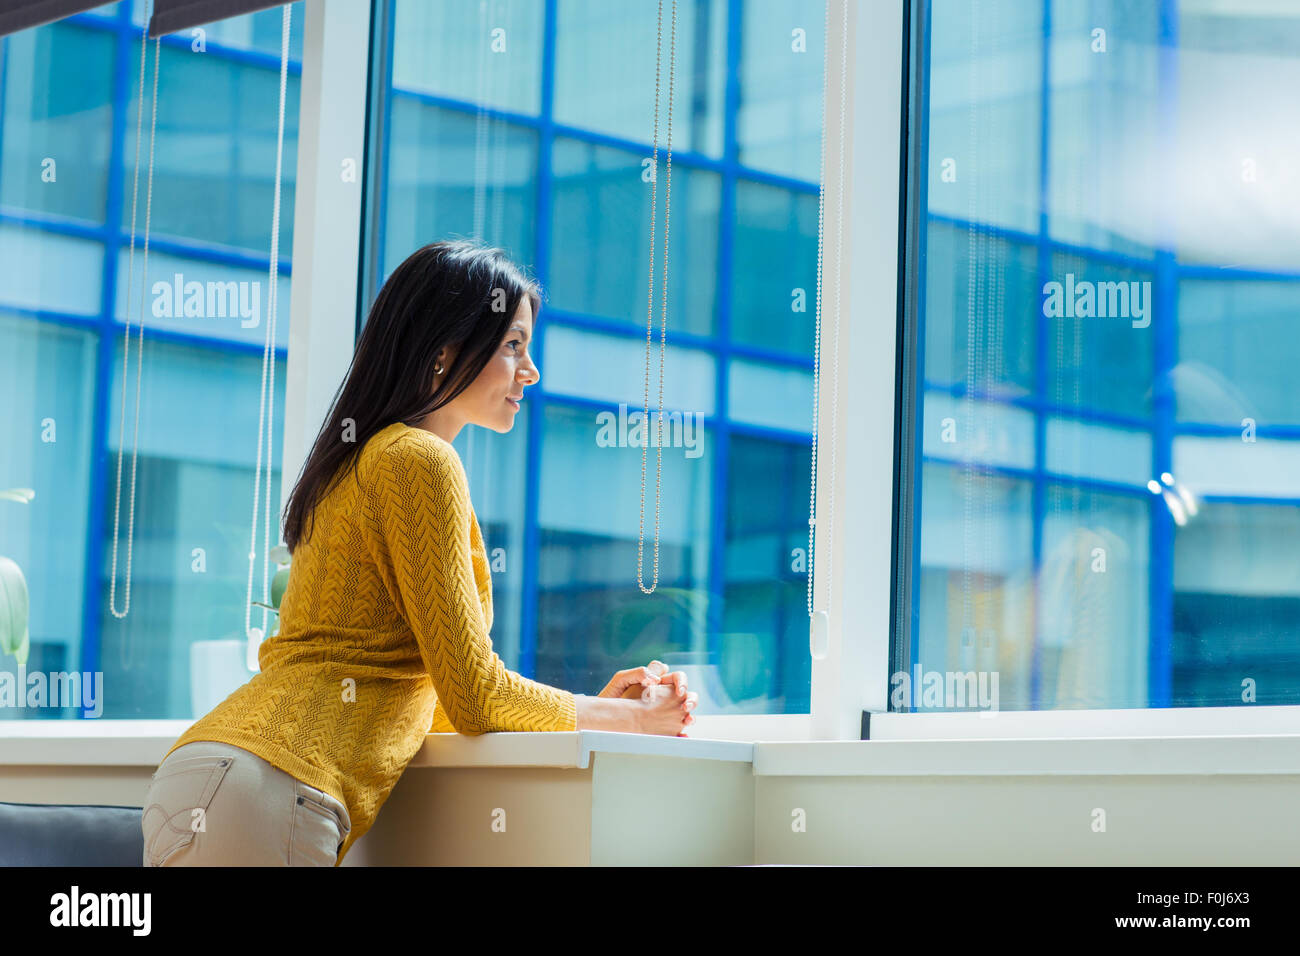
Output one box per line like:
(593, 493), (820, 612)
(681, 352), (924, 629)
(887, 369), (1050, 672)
(597, 660), (698, 737)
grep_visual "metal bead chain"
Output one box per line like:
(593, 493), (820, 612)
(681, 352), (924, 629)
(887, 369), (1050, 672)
(638, 0), (676, 595)
(808, 0), (847, 618)
(244, 3), (292, 656)
(108, 24), (160, 654)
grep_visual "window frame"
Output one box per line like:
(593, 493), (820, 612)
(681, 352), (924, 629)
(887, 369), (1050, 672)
(880, 0), (1300, 741)
(280, 0), (1300, 745)
(1, 0), (1292, 744)
(291, 0), (867, 743)
(326, 0), (865, 741)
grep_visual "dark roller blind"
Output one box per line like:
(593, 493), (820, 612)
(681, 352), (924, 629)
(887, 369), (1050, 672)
(0, 2), (107, 38)
(148, 0), (286, 38)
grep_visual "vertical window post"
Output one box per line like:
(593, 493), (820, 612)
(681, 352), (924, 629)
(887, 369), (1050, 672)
(281, 0), (373, 518)
(810, 0), (905, 740)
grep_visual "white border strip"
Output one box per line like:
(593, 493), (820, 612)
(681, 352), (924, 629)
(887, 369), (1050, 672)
(811, 0), (902, 740)
(754, 735), (1300, 776)
(871, 705), (1300, 739)
(280, 0), (372, 518)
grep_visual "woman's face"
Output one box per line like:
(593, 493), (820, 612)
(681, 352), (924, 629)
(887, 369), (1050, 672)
(440, 296), (539, 436)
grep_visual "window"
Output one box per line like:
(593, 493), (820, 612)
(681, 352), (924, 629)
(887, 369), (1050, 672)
(896, 0), (1300, 713)
(0, 1), (303, 719)
(361, 0), (825, 715)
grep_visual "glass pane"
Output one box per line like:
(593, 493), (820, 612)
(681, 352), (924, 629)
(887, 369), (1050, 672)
(392, 0), (543, 115)
(554, 0), (726, 157)
(724, 434), (811, 713)
(1174, 502), (1300, 705)
(98, 338), (287, 718)
(1047, 0), (1160, 258)
(549, 136), (719, 336)
(731, 179), (818, 356)
(119, 31), (302, 252)
(926, 0), (1041, 235)
(737, 0), (825, 181)
(536, 401), (712, 696)
(542, 324), (716, 415)
(911, 463), (1032, 712)
(921, 220), (1037, 394)
(0, 23), (115, 223)
(0, 12), (299, 719)
(360, 0), (817, 721)
(112, 248), (291, 350)
(0, 314), (98, 716)
(0, 223), (103, 315)
(1177, 279), (1300, 426)
(382, 100), (537, 278)
(453, 404), (532, 670)
(900, 0), (1300, 711)
(728, 357), (811, 433)
(1045, 251), (1153, 418)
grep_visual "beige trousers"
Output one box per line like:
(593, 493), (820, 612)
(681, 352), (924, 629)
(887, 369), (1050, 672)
(141, 740), (351, 866)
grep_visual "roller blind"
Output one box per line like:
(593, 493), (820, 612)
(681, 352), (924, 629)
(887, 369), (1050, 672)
(148, 0), (285, 38)
(0, 0), (287, 39)
(0, 2), (107, 38)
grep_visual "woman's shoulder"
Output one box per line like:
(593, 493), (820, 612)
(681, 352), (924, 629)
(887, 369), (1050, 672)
(360, 423), (466, 491)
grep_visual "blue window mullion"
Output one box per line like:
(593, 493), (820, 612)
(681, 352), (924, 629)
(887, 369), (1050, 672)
(77, 0), (138, 713)
(518, 0), (558, 682)
(1148, 0), (1181, 709)
(707, 0), (742, 676)
(1029, 0), (1052, 709)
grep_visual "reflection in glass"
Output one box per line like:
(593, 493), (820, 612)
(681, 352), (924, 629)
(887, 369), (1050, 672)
(901, 0), (1300, 710)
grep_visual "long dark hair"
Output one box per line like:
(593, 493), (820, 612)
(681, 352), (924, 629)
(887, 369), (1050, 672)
(281, 239), (542, 553)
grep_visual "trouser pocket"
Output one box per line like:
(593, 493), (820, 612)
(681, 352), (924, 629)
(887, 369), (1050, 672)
(142, 754), (235, 867)
(290, 782), (351, 866)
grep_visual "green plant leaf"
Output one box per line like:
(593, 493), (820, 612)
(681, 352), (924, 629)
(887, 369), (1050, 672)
(269, 545), (291, 566)
(270, 566), (290, 609)
(0, 555), (31, 666)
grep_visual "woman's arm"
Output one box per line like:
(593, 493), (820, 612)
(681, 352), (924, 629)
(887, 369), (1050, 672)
(365, 433), (577, 735)
(429, 687), (690, 735)
(575, 689), (695, 735)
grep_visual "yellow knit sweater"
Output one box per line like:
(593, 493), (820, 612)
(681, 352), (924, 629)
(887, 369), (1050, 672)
(164, 422), (578, 864)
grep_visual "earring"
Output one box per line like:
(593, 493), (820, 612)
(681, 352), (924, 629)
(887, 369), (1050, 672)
(435, 362), (445, 375)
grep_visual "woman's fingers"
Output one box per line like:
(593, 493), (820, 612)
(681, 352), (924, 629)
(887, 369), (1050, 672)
(658, 669), (688, 698)
(622, 666), (661, 692)
(634, 662), (670, 693)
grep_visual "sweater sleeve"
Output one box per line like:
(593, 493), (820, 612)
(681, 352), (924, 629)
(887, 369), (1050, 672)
(365, 433), (577, 735)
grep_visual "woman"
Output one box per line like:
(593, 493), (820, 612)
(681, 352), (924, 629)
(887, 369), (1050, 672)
(141, 240), (697, 867)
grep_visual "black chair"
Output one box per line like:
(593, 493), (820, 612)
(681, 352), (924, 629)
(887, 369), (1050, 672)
(0, 801), (144, 866)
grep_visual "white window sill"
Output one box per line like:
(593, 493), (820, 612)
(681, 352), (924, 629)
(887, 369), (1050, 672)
(0, 721), (752, 770)
(1, 720), (1298, 778)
